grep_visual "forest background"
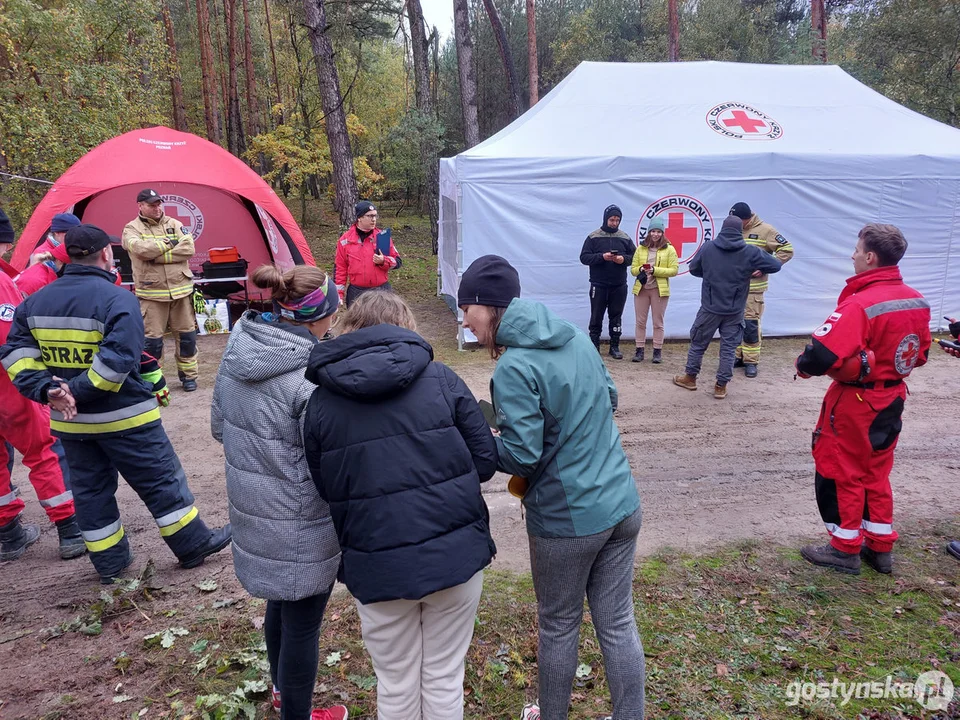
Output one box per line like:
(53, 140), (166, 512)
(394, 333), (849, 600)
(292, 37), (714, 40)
(0, 0), (957, 243)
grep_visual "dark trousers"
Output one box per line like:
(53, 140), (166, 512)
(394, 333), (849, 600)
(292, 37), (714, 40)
(346, 282), (392, 307)
(59, 424), (211, 578)
(684, 309), (745, 385)
(265, 591), (332, 720)
(588, 283), (628, 345)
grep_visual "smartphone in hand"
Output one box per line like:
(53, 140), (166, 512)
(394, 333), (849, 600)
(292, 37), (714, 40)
(478, 399), (498, 429)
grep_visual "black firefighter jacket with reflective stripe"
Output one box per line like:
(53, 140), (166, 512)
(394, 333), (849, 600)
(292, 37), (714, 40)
(0, 265), (159, 437)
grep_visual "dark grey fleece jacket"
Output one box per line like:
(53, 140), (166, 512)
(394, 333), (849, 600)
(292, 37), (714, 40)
(688, 226), (783, 315)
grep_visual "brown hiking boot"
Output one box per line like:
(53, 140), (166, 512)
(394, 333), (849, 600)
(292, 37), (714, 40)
(713, 383), (727, 399)
(800, 543), (861, 575)
(673, 374), (697, 391)
(860, 546), (892, 574)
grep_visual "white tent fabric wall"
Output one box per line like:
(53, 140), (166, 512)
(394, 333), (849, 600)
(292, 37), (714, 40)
(438, 61), (960, 341)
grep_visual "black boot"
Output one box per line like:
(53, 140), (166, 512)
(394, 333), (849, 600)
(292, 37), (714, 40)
(948, 541), (960, 561)
(744, 363), (758, 378)
(652, 348), (662, 364)
(860, 546), (892, 574)
(179, 524), (232, 569)
(609, 341), (623, 360)
(632, 347), (644, 363)
(590, 336), (601, 353)
(800, 543), (860, 575)
(55, 515), (86, 560)
(0, 515), (41, 562)
(734, 356), (745, 368)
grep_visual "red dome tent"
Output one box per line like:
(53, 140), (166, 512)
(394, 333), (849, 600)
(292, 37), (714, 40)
(11, 127), (314, 288)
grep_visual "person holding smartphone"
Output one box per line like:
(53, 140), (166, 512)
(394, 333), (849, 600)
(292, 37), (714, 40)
(630, 216), (678, 363)
(579, 205), (635, 359)
(334, 201), (402, 306)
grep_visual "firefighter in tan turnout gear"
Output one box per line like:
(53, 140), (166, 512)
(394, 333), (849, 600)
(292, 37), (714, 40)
(121, 188), (200, 391)
(729, 202), (793, 378)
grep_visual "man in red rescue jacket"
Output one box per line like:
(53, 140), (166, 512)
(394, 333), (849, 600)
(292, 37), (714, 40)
(334, 201), (401, 306)
(795, 223), (930, 575)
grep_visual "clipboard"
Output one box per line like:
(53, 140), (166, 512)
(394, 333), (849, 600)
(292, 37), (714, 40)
(376, 227), (392, 257)
(478, 399), (498, 429)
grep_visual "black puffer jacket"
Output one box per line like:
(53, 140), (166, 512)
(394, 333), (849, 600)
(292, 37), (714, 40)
(303, 324), (498, 604)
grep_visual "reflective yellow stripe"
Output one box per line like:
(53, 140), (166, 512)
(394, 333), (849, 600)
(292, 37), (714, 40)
(6, 357), (47, 380)
(135, 284), (194, 299)
(51, 406), (161, 434)
(85, 526), (125, 553)
(87, 367), (123, 392)
(749, 281), (769, 292)
(31, 328), (103, 343)
(158, 506), (199, 537)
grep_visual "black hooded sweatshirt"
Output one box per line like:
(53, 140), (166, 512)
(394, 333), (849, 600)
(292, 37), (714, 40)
(579, 207), (635, 287)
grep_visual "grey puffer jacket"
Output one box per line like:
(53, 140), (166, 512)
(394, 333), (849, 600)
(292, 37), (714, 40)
(212, 311), (341, 601)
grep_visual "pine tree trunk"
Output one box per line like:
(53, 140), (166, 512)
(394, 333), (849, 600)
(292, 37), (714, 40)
(224, 0), (246, 156)
(668, 0), (679, 61)
(242, 0), (259, 137)
(263, 0), (283, 123)
(212, 0), (229, 129)
(453, 0), (479, 147)
(162, 1), (188, 131)
(481, 0), (522, 118)
(811, 0), (827, 63)
(526, 0), (538, 105)
(196, 0), (222, 143)
(406, 0), (439, 250)
(302, 0), (358, 226)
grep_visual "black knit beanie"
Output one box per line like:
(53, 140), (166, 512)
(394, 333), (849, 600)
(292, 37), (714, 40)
(458, 255), (521, 308)
(602, 204), (623, 229)
(0, 208), (14, 245)
(729, 202), (752, 221)
(355, 200), (376, 219)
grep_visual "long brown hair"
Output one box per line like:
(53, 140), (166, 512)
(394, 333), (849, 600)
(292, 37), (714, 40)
(486, 306), (507, 360)
(251, 264), (330, 304)
(642, 230), (668, 250)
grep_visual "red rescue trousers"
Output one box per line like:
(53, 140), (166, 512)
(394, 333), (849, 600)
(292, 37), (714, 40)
(811, 382), (903, 554)
(0, 381), (75, 525)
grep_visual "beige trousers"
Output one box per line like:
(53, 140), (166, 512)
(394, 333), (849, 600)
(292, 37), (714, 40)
(355, 570), (484, 720)
(634, 287), (670, 348)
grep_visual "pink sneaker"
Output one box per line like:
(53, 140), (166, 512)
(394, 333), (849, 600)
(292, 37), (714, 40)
(311, 706), (348, 720)
(521, 703), (540, 720)
(271, 686), (281, 714)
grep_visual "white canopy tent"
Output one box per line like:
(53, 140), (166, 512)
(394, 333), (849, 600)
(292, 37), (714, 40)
(438, 61), (960, 342)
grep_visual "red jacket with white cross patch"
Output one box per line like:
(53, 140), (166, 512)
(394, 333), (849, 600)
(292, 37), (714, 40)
(796, 265), (931, 382)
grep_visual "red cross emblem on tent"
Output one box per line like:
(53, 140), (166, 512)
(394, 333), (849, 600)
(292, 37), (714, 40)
(161, 194), (205, 240)
(636, 195), (715, 275)
(706, 102), (783, 141)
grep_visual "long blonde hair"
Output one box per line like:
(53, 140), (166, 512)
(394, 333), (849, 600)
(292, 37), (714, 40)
(338, 290), (418, 334)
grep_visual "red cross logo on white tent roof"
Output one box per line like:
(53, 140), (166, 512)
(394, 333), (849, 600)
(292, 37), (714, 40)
(706, 102), (783, 141)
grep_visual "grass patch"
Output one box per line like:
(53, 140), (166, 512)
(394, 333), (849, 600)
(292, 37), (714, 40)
(90, 520), (959, 719)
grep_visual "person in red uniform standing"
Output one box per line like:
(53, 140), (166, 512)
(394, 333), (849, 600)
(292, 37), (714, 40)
(0, 269), (85, 561)
(795, 223), (931, 575)
(334, 201), (401, 306)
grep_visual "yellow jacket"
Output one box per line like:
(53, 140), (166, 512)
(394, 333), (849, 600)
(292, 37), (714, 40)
(121, 214), (196, 301)
(631, 242), (679, 296)
(743, 214), (793, 293)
